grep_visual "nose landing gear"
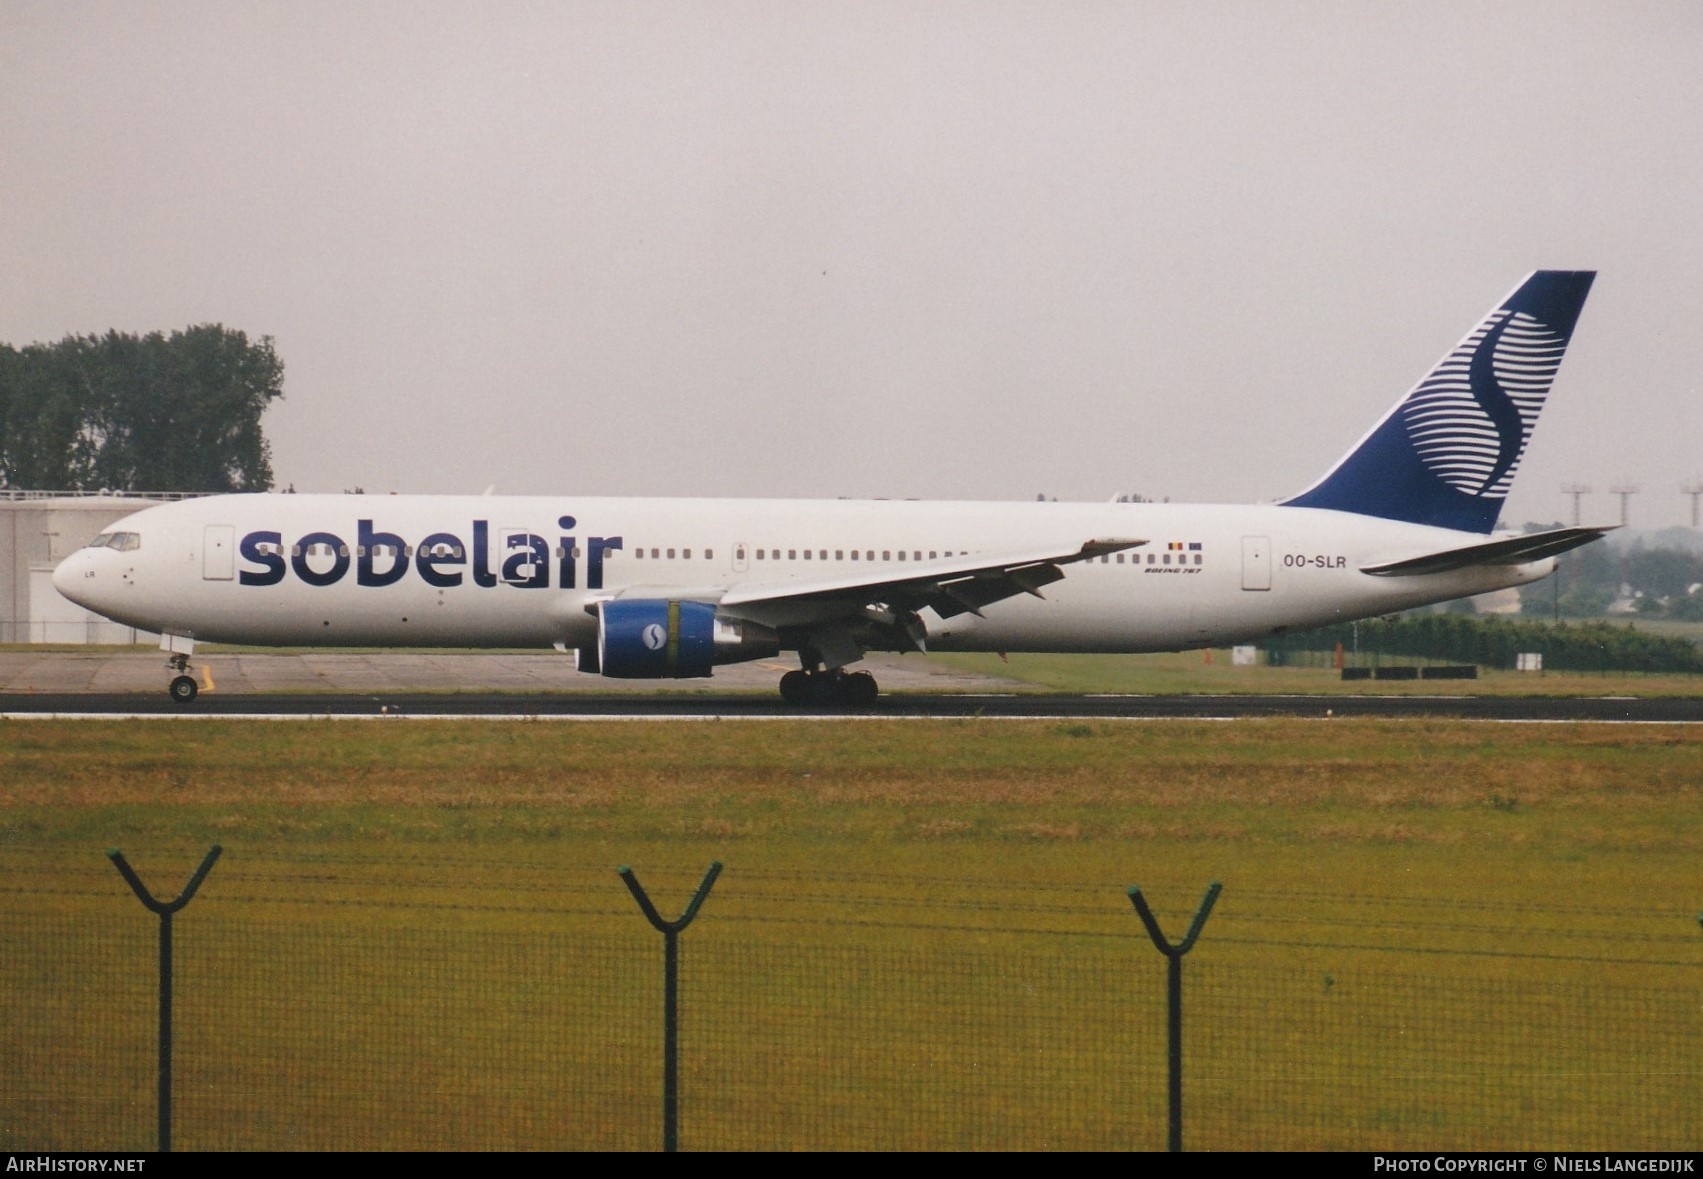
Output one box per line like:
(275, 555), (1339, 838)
(167, 652), (198, 705)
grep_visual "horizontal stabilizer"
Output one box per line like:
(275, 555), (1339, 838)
(1360, 526), (1613, 577)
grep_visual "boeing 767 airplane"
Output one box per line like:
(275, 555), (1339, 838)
(54, 271), (1607, 705)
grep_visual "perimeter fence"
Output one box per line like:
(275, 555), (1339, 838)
(2, 861), (1699, 1151)
(1262, 614), (1703, 675)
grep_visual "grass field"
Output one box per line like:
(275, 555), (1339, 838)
(2, 716), (1699, 1149)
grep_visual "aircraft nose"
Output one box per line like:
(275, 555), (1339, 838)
(52, 550), (94, 608)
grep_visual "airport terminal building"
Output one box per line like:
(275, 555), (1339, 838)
(0, 492), (187, 643)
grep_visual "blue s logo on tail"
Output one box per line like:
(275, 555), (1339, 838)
(1281, 271), (1595, 533)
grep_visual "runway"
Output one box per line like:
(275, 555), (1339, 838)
(4, 690), (1701, 722)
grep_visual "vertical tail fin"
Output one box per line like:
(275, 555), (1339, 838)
(1280, 271), (1595, 533)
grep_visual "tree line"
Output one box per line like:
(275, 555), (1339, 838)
(0, 325), (281, 492)
(1522, 534), (1703, 620)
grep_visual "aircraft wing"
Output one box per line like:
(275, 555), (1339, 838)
(1359, 526), (1614, 577)
(707, 537), (1147, 649)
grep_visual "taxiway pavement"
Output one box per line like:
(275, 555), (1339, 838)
(1, 650), (1697, 721)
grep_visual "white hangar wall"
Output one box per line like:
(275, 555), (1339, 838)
(0, 493), (176, 643)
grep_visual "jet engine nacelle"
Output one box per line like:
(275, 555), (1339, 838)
(595, 599), (779, 678)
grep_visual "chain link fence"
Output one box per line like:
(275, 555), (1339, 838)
(3, 884), (1697, 1151)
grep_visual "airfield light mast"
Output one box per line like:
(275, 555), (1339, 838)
(1609, 483), (1641, 528)
(1560, 483), (1592, 527)
(1683, 482), (1703, 528)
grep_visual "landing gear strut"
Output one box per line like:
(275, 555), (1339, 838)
(778, 668), (879, 706)
(167, 652), (197, 705)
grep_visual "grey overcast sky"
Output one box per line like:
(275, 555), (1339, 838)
(3, 2), (1700, 526)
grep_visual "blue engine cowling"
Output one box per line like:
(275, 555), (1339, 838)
(598, 599), (717, 678)
(595, 599), (781, 678)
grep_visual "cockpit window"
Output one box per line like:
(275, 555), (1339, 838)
(88, 533), (114, 548)
(89, 531), (140, 552)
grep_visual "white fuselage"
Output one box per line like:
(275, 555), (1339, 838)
(52, 493), (1552, 657)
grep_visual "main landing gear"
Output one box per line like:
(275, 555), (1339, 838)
(778, 668), (879, 707)
(167, 652), (198, 705)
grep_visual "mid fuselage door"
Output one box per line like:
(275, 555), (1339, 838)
(499, 526), (550, 588)
(1241, 536), (1271, 591)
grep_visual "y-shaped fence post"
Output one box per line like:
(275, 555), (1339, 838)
(1128, 881), (1221, 1153)
(619, 861), (722, 1153)
(108, 845), (223, 1153)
